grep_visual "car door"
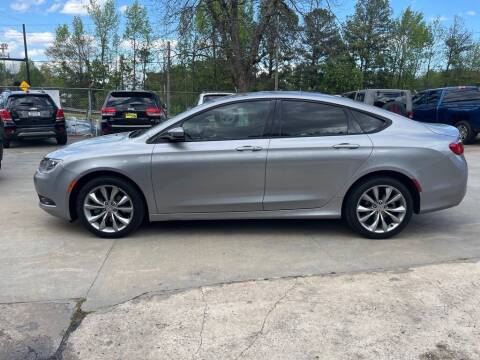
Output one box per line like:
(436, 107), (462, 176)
(413, 90), (441, 123)
(263, 100), (373, 211)
(151, 100), (274, 214)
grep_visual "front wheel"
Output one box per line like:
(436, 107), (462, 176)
(76, 177), (145, 238)
(344, 177), (413, 239)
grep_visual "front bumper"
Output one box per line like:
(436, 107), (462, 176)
(34, 166), (74, 221)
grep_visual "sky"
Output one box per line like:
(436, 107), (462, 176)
(0, 0), (480, 63)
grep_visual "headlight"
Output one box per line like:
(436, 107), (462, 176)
(39, 158), (62, 173)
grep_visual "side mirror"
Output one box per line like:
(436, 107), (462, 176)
(161, 127), (185, 142)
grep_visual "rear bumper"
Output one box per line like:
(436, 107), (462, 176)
(101, 116), (166, 134)
(419, 155), (468, 214)
(5, 122), (66, 140)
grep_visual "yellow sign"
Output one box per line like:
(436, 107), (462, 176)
(20, 81), (30, 92)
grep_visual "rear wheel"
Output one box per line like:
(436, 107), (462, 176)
(345, 177), (413, 239)
(455, 121), (476, 144)
(56, 133), (68, 145)
(76, 177), (145, 238)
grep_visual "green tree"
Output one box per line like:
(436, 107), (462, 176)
(345, 0), (392, 87)
(124, 0), (151, 89)
(88, 0), (119, 85)
(387, 7), (432, 89)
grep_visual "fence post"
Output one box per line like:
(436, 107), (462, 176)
(87, 88), (94, 136)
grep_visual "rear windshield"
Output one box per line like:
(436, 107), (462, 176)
(8, 95), (55, 109)
(106, 92), (157, 110)
(375, 91), (406, 102)
(443, 88), (480, 104)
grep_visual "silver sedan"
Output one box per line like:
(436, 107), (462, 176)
(34, 92), (468, 239)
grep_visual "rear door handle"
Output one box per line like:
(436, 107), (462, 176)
(332, 143), (360, 149)
(236, 145), (263, 152)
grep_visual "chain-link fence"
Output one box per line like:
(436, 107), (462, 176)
(0, 85), (202, 137)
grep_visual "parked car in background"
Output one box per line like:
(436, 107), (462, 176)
(342, 89), (413, 118)
(412, 86), (480, 144)
(35, 92), (467, 240)
(197, 92), (235, 105)
(0, 117), (3, 169)
(101, 90), (167, 135)
(0, 90), (67, 148)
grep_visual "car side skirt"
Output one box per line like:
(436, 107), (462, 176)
(149, 197), (344, 222)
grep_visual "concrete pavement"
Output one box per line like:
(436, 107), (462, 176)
(63, 261), (480, 360)
(1, 137), (480, 358)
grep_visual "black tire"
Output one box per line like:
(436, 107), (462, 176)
(2, 139), (10, 148)
(56, 133), (68, 145)
(344, 177), (413, 239)
(455, 121), (476, 144)
(382, 101), (407, 116)
(76, 176), (145, 238)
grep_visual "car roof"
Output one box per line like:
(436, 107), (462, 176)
(191, 91), (403, 118)
(419, 86), (479, 93)
(200, 92), (235, 96)
(108, 90), (157, 95)
(3, 90), (50, 97)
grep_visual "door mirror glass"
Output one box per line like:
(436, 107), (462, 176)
(161, 127), (185, 141)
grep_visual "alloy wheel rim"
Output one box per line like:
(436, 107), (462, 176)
(356, 185), (407, 234)
(457, 124), (468, 142)
(83, 185), (134, 233)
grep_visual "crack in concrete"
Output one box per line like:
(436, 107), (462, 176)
(85, 239), (117, 298)
(88, 255), (480, 312)
(48, 298), (88, 360)
(192, 287), (208, 359)
(234, 280), (298, 359)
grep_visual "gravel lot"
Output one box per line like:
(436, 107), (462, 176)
(1, 136), (480, 359)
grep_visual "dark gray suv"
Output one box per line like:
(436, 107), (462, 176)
(0, 90), (67, 148)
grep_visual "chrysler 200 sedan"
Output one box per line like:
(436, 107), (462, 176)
(34, 92), (468, 239)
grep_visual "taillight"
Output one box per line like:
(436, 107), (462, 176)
(0, 109), (12, 121)
(101, 107), (116, 116)
(146, 107), (162, 117)
(407, 111), (413, 119)
(56, 108), (65, 121)
(449, 142), (464, 155)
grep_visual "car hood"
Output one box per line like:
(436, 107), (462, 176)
(46, 132), (132, 159)
(422, 123), (459, 139)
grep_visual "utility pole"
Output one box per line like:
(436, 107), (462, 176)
(166, 41), (171, 112)
(23, 24), (31, 85)
(0, 24), (31, 86)
(274, 13), (280, 91)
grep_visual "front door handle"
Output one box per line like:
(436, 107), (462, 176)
(236, 145), (263, 152)
(332, 143), (360, 149)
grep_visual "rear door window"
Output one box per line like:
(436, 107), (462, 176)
(106, 92), (157, 110)
(279, 101), (348, 137)
(413, 92), (427, 106)
(443, 88), (480, 104)
(355, 92), (365, 102)
(427, 90), (441, 105)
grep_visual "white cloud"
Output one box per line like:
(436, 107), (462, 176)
(1, 28), (54, 59)
(4, 29), (54, 45)
(466, 10), (476, 16)
(9, 0), (45, 12)
(61, 0), (88, 15)
(28, 48), (45, 57)
(119, 4), (127, 13)
(47, 1), (62, 13)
